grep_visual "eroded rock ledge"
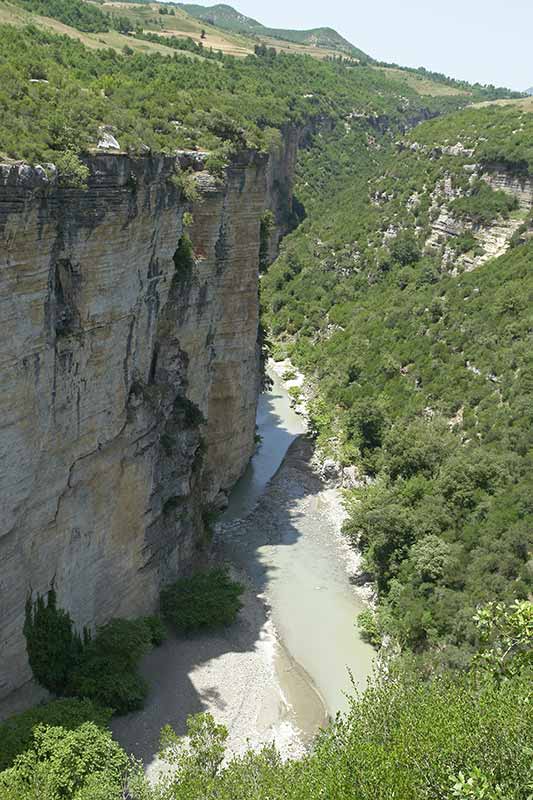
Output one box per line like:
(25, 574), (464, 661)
(0, 130), (302, 702)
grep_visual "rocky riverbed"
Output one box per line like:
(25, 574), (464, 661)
(113, 427), (374, 774)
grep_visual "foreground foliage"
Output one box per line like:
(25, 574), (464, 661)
(0, 699), (112, 772)
(1, 664), (531, 799)
(0, 722), (131, 800)
(4, 603), (530, 799)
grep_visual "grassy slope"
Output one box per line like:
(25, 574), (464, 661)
(376, 66), (471, 97)
(0, 0), (181, 54)
(101, 0), (255, 55)
(177, 2), (368, 59)
(1, 0), (513, 98)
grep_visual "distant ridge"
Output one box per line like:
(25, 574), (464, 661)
(177, 3), (370, 60)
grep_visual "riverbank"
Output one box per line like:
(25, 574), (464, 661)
(112, 432), (374, 772)
(111, 555), (323, 780)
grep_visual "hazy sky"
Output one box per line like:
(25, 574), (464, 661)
(182, 0), (531, 90)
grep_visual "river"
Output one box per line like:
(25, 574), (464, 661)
(112, 367), (374, 769)
(221, 368), (375, 724)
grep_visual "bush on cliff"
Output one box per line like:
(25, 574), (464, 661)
(0, 698), (112, 771)
(23, 588), (85, 696)
(160, 569), (244, 633)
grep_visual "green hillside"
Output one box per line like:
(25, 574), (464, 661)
(263, 102), (533, 668)
(178, 2), (370, 59)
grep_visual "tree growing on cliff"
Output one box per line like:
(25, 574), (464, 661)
(23, 586), (85, 696)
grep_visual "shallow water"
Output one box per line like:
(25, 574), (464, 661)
(223, 369), (375, 723)
(223, 370), (307, 522)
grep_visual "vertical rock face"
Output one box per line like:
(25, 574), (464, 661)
(0, 137), (298, 702)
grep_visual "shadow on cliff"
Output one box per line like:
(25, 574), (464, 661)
(111, 388), (323, 766)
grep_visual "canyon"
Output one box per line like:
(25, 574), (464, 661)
(0, 130), (303, 702)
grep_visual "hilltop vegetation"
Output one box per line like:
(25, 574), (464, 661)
(414, 105), (533, 172)
(9, 0), (130, 31)
(0, 22), (465, 169)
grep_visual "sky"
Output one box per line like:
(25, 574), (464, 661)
(178, 0), (531, 91)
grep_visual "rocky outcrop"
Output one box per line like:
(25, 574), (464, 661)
(425, 165), (532, 273)
(0, 135), (299, 702)
(481, 166), (533, 210)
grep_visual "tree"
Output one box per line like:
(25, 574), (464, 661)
(201, 28), (207, 39)
(160, 713), (228, 780)
(0, 723), (130, 800)
(474, 600), (533, 680)
(390, 231), (421, 265)
(345, 400), (387, 452)
(23, 587), (84, 696)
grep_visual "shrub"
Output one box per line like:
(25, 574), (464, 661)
(161, 569), (244, 633)
(23, 591), (159, 715)
(23, 588), (85, 696)
(67, 619), (152, 714)
(282, 368), (297, 381)
(54, 150), (90, 189)
(171, 170), (199, 202)
(345, 400), (387, 452)
(143, 616), (168, 647)
(288, 385), (301, 402)
(390, 231), (421, 265)
(0, 699), (112, 771)
(172, 235), (195, 283)
(449, 230), (478, 254)
(357, 608), (381, 647)
(205, 150), (229, 179)
(450, 181), (519, 225)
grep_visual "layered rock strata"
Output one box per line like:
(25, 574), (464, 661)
(0, 136), (299, 701)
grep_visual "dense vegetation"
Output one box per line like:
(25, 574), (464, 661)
(1, 604), (531, 798)
(413, 105), (533, 172)
(0, 10), (531, 798)
(0, 22), (471, 169)
(263, 103), (533, 668)
(11, 0), (131, 33)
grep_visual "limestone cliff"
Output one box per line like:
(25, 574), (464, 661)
(0, 134), (300, 702)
